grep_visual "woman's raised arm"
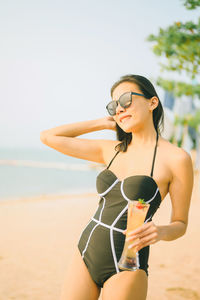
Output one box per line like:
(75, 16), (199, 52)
(40, 116), (117, 164)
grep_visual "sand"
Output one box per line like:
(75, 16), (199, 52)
(0, 171), (200, 300)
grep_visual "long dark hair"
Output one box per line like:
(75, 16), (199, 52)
(110, 74), (164, 152)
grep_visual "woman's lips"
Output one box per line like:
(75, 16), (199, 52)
(120, 115), (132, 123)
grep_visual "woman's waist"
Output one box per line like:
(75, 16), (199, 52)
(91, 216), (126, 233)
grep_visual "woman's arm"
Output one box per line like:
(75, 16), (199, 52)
(158, 148), (194, 241)
(125, 148), (194, 251)
(40, 116), (116, 164)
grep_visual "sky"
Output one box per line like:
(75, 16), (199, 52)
(0, 0), (199, 149)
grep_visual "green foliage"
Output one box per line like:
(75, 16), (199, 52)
(147, 19), (200, 79)
(182, 0), (200, 9)
(147, 0), (200, 99)
(188, 110), (200, 129)
(174, 110), (200, 130)
(156, 77), (200, 97)
(177, 139), (183, 147)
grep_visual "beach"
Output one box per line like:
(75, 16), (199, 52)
(0, 171), (200, 300)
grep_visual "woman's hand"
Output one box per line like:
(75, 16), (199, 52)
(123, 221), (163, 252)
(101, 116), (117, 131)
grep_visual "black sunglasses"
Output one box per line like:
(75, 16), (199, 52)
(106, 92), (146, 116)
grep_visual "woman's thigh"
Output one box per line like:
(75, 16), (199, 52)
(102, 269), (148, 300)
(59, 247), (101, 300)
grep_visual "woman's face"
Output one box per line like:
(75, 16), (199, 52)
(112, 81), (152, 133)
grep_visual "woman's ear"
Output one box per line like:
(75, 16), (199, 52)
(149, 96), (159, 112)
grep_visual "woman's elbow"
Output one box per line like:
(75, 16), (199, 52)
(40, 131), (48, 144)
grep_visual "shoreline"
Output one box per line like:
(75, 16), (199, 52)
(1, 167), (199, 205)
(0, 191), (97, 205)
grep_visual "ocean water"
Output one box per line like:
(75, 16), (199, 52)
(0, 147), (103, 201)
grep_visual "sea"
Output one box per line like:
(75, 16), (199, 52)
(0, 147), (103, 201)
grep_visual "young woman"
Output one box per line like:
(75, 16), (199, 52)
(40, 74), (194, 300)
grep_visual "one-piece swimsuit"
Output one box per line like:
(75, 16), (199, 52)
(78, 131), (162, 288)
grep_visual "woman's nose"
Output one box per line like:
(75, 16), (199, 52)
(115, 101), (125, 114)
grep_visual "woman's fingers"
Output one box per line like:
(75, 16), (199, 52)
(123, 221), (153, 236)
(126, 226), (157, 242)
(126, 222), (161, 251)
(126, 222), (157, 241)
(136, 234), (158, 251)
(128, 232), (157, 249)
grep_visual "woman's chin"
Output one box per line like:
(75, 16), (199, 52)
(118, 123), (135, 133)
(119, 127), (133, 134)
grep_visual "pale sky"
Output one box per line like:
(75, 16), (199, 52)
(0, 0), (199, 149)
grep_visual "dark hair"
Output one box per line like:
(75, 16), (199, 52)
(110, 74), (164, 152)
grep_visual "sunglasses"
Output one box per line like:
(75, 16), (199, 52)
(106, 92), (146, 116)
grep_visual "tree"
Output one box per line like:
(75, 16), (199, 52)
(183, 0), (200, 9)
(147, 0), (200, 169)
(147, 0), (200, 97)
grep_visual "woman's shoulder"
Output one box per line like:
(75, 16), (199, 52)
(158, 136), (193, 190)
(99, 139), (121, 166)
(159, 136), (191, 158)
(99, 139), (120, 151)
(159, 136), (193, 174)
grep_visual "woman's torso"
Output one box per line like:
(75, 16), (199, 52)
(102, 135), (174, 203)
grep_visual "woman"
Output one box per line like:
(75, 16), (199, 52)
(40, 74), (194, 300)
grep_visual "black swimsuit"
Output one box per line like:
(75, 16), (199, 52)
(78, 132), (161, 288)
